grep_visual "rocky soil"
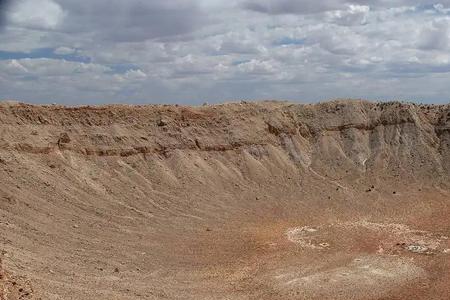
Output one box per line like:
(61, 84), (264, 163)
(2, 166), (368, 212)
(0, 99), (449, 299)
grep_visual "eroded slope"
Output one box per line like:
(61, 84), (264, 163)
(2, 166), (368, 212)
(0, 100), (449, 299)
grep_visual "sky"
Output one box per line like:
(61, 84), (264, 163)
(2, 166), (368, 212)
(1, 0), (450, 105)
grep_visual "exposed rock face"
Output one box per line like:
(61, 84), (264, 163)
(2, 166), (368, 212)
(0, 100), (449, 299)
(1, 100), (448, 178)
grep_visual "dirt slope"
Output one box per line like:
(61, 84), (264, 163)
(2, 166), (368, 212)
(0, 99), (449, 299)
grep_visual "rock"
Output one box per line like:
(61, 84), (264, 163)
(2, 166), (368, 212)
(58, 133), (71, 144)
(405, 244), (429, 254)
(157, 118), (168, 126)
(319, 242), (330, 248)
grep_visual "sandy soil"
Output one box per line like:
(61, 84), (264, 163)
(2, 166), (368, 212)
(0, 99), (449, 299)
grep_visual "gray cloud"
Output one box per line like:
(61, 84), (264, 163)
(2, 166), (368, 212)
(417, 20), (450, 50)
(242, 0), (344, 14)
(0, 0), (12, 29)
(8, 0), (65, 30)
(55, 0), (207, 42)
(242, 0), (450, 14)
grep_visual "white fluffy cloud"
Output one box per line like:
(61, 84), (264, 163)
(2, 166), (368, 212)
(8, 0), (65, 30)
(1, 0), (450, 104)
(325, 5), (370, 26)
(53, 46), (76, 55)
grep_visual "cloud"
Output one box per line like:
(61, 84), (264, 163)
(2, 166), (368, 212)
(2, 59), (29, 75)
(1, 0), (450, 104)
(237, 59), (278, 74)
(55, 0), (208, 42)
(0, 58), (153, 103)
(241, 0), (450, 15)
(0, 0), (12, 28)
(325, 5), (370, 26)
(416, 19), (450, 50)
(8, 0), (65, 30)
(242, 0), (343, 15)
(114, 69), (147, 82)
(0, 58), (110, 77)
(54, 46), (76, 55)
